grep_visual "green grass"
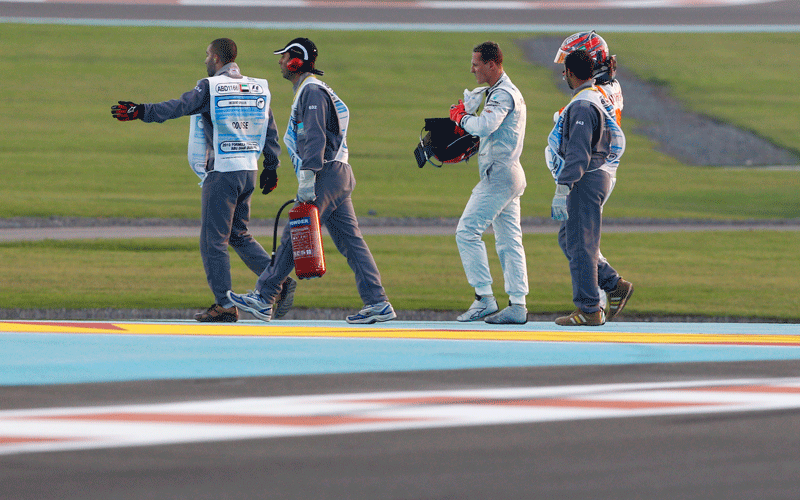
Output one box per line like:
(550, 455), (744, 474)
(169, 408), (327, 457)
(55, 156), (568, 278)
(610, 33), (800, 157)
(1, 26), (799, 221)
(2, 25), (799, 320)
(2, 232), (799, 320)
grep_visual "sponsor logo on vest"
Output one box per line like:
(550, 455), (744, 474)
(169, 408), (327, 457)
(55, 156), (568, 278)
(220, 141), (260, 153)
(215, 82), (264, 94)
(218, 99), (255, 108)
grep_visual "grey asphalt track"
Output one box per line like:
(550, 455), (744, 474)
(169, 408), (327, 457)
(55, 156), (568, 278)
(3, 217), (800, 241)
(2, 3), (800, 500)
(2, 0), (799, 29)
(3, 359), (800, 500)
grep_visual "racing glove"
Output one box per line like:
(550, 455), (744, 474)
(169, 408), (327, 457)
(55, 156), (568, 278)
(260, 168), (278, 195)
(296, 169), (316, 203)
(111, 101), (143, 121)
(449, 100), (468, 127)
(551, 184), (571, 222)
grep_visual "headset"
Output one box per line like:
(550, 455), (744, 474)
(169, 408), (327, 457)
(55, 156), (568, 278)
(285, 43), (309, 72)
(287, 57), (304, 72)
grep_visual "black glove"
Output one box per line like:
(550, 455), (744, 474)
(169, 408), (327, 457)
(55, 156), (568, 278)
(111, 101), (143, 121)
(260, 168), (278, 194)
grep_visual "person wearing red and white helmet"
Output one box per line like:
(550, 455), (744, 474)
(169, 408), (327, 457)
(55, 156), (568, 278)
(553, 31), (626, 316)
(554, 30), (622, 125)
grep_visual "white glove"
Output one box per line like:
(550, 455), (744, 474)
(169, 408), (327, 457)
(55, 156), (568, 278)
(462, 87), (487, 114)
(551, 184), (571, 221)
(297, 169), (316, 202)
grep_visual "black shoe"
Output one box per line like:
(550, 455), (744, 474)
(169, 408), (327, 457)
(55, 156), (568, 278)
(273, 277), (297, 319)
(194, 304), (239, 323)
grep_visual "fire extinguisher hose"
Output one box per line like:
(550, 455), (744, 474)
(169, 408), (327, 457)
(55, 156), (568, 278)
(271, 198), (297, 268)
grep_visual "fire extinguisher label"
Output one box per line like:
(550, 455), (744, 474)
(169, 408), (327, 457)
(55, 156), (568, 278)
(290, 217), (311, 227)
(288, 202), (326, 279)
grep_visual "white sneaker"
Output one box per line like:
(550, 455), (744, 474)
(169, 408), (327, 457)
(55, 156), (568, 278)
(457, 294), (499, 322)
(346, 301), (397, 324)
(485, 303), (528, 324)
(226, 290), (272, 322)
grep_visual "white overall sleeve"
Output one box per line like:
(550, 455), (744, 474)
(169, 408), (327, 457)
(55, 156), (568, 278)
(460, 89), (513, 138)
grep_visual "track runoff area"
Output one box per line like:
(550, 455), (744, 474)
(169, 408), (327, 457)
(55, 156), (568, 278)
(2, 319), (800, 456)
(3, 4), (800, 499)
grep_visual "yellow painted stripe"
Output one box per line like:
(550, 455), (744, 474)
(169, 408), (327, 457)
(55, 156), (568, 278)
(3, 321), (800, 346)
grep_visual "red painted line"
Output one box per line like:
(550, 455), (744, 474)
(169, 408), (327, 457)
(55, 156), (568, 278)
(0, 436), (82, 444)
(3, 321), (127, 331)
(26, 412), (427, 426)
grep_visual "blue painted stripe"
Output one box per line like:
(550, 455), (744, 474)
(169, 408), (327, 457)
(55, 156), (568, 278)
(3, 330), (800, 386)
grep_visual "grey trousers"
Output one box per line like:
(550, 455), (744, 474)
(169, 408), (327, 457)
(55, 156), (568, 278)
(200, 170), (271, 306)
(557, 169), (621, 313)
(256, 161), (388, 306)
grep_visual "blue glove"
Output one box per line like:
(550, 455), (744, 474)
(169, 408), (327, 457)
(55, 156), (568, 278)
(297, 170), (316, 202)
(551, 184), (571, 221)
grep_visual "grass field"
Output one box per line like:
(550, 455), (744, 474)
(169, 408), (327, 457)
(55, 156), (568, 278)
(2, 231), (799, 321)
(1, 25), (799, 319)
(1, 26), (799, 221)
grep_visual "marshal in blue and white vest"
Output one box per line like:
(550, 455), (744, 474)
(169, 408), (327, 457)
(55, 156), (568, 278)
(284, 76), (350, 174)
(545, 86), (625, 182)
(188, 75), (271, 185)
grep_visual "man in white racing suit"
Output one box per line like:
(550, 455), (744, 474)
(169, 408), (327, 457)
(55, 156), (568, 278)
(449, 41), (528, 324)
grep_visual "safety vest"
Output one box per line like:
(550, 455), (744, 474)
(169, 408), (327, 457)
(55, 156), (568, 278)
(284, 76), (350, 174)
(545, 85), (625, 181)
(188, 75), (271, 184)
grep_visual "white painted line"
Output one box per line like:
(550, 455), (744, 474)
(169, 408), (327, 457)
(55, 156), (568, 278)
(0, 0), (785, 7)
(2, 17), (798, 32)
(2, 377), (800, 455)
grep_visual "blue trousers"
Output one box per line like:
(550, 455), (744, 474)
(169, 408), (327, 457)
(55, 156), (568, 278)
(558, 169), (621, 313)
(200, 170), (271, 306)
(256, 161), (388, 306)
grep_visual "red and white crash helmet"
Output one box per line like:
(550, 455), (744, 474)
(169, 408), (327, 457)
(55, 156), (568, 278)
(554, 30), (610, 66)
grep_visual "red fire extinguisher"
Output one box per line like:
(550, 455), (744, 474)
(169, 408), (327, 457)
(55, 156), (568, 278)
(272, 199), (326, 280)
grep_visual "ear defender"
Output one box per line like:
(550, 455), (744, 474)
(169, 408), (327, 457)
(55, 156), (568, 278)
(287, 57), (303, 72)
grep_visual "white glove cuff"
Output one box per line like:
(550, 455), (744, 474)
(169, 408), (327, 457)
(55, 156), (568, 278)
(555, 184), (571, 195)
(297, 169), (315, 186)
(462, 87), (486, 114)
